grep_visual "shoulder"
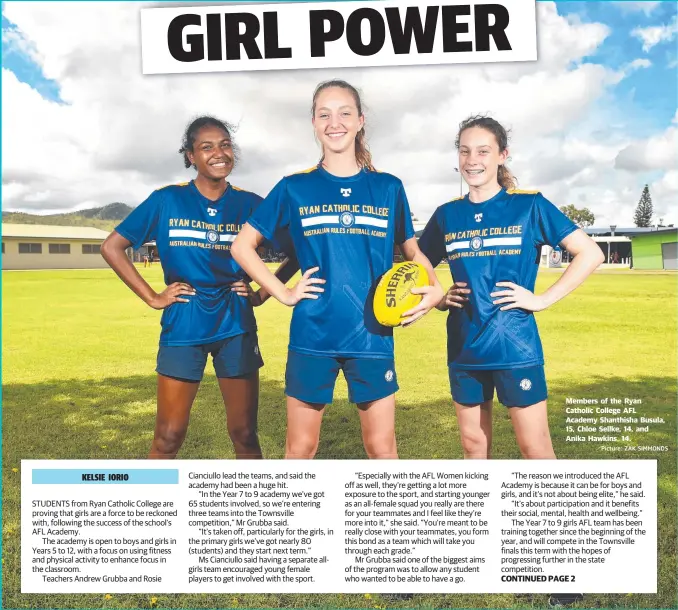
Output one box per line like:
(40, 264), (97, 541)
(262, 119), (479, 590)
(134, 182), (190, 207)
(229, 184), (263, 203)
(505, 189), (548, 211)
(506, 190), (560, 214)
(284, 165), (320, 181)
(366, 168), (403, 188)
(154, 181), (191, 194)
(437, 195), (466, 213)
(506, 188), (542, 201)
(147, 182), (191, 204)
(421, 198), (465, 230)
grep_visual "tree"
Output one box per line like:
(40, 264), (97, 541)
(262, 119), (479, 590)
(559, 204), (595, 228)
(634, 185), (653, 227)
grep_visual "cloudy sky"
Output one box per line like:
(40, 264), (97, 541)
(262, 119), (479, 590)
(2, 1), (677, 226)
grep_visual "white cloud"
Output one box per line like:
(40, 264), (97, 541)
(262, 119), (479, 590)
(632, 15), (678, 52)
(614, 2), (661, 17)
(624, 58), (652, 71)
(23, 191), (51, 203)
(1, 1), (676, 228)
(534, 3), (610, 68)
(615, 124), (678, 172)
(651, 170), (678, 212)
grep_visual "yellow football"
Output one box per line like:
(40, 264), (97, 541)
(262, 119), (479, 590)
(373, 261), (429, 327)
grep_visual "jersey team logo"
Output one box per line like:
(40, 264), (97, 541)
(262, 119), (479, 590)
(520, 378), (532, 391)
(340, 212), (355, 227)
(207, 208), (217, 217)
(340, 188), (352, 197)
(385, 370), (394, 382)
(474, 213), (483, 222)
(206, 230), (219, 244)
(470, 236), (483, 251)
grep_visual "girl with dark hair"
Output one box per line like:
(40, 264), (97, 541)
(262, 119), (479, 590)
(232, 80), (443, 459)
(418, 115), (604, 459)
(102, 116), (297, 459)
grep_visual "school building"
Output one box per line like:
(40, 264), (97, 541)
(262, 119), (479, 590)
(630, 228), (678, 270)
(2, 224), (111, 270)
(585, 226), (678, 270)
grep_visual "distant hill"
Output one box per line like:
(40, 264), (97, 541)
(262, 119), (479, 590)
(2, 202), (133, 232)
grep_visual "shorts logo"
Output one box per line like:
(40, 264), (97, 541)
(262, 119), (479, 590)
(207, 207), (217, 217)
(385, 370), (394, 382)
(470, 236), (483, 251)
(520, 378), (532, 391)
(206, 230), (219, 244)
(474, 213), (483, 222)
(341, 188), (352, 197)
(254, 345), (259, 356)
(340, 212), (355, 227)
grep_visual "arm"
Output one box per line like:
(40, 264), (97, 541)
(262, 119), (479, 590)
(398, 237), (445, 325)
(101, 231), (194, 309)
(258, 255), (301, 304)
(437, 281), (471, 311)
(491, 229), (604, 311)
(231, 223), (323, 306)
(231, 255), (300, 306)
(540, 229), (604, 307)
(401, 237), (443, 290)
(415, 206), (468, 312)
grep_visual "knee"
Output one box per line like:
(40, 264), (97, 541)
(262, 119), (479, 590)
(228, 422), (258, 447)
(286, 434), (319, 459)
(363, 432), (397, 459)
(153, 424), (187, 455)
(459, 429), (490, 459)
(518, 439), (555, 459)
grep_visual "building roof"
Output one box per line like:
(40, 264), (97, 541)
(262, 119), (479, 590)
(630, 227), (678, 237)
(2, 224), (111, 240)
(585, 226), (676, 237)
(591, 236), (631, 243)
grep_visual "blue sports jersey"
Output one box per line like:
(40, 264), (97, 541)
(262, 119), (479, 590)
(418, 189), (577, 370)
(248, 165), (415, 358)
(116, 181), (285, 347)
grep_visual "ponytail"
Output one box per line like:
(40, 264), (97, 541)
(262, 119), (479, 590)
(355, 127), (375, 171)
(497, 165), (517, 190)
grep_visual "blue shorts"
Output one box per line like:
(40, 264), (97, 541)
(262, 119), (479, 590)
(156, 332), (263, 382)
(285, 351), (398, 405)
(449, 365), (547, 408)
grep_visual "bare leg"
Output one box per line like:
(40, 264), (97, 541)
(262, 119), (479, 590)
(454, 400), (493, 459)
(357, 394), (398, 459)
(509, 400), (556, 459)
(218, 371), (262, 459)
(285, 396), (325, 459)
(149, 375), (200, 459)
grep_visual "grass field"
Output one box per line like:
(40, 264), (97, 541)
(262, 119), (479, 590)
(2, 266), (676, 609)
